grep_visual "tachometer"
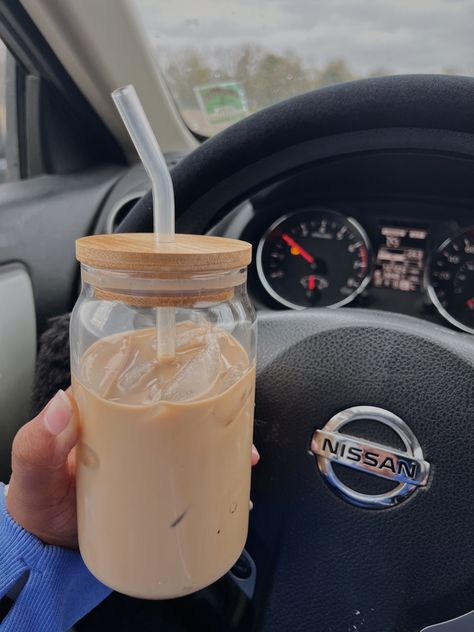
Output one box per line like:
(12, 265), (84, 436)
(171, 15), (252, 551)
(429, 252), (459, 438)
(256, 209), (372, 309)
(427, 227), (474, 334)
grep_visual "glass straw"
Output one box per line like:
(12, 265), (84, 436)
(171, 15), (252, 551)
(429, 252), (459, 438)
(112, 85), (176, 360)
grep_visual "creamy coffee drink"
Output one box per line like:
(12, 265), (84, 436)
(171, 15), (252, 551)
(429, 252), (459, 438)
(73, 321), (255, 599)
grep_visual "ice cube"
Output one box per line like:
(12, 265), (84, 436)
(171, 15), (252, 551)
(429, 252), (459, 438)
(162, 332), (221, 402)
(117, 354), (155, 392)
(220, 362), (246, 391)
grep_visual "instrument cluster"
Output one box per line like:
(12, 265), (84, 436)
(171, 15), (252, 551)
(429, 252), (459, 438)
(254, 208), (474, 334)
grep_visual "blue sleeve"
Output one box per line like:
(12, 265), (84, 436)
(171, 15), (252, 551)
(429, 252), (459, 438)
(0, 483), (112, 631)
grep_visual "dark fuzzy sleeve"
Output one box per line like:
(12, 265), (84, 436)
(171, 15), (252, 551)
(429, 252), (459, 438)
(32, 314), (72, 416)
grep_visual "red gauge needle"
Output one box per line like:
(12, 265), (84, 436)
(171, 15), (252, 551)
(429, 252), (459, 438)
(308, 275), (316, 291)
(281, 233), (314, 264)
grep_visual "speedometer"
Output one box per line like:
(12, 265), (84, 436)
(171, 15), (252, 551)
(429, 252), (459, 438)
(427, 227), (474, 334)
(256, 209), (372, 309)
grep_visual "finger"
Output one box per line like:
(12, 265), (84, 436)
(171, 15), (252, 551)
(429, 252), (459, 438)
(8, 389), (78, 511)
(251, 444), (260, 466)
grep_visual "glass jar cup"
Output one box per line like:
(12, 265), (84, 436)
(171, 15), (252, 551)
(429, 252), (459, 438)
(71, 234), (256, 598)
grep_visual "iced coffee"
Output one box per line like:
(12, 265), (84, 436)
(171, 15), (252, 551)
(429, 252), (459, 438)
(71, 234), (255, 598)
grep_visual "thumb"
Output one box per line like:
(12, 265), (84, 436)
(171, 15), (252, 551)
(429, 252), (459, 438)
(8, 389), (78, 509)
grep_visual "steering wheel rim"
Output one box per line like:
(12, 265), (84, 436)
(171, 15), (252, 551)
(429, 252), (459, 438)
(118, 75), (474, 631)
(119, 73), (474, 236)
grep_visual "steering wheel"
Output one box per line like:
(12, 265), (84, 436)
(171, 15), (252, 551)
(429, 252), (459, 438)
(117, 75), (474, 632)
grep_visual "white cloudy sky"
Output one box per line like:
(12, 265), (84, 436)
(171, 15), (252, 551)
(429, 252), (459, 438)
(135, 0), (474, 75)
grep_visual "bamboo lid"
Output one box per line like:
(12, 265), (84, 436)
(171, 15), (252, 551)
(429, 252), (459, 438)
(94, 287), (235, 307)
(76, 233), (252, 272)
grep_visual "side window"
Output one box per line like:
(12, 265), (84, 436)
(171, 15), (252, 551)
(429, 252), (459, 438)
(0, 40), (6, 183)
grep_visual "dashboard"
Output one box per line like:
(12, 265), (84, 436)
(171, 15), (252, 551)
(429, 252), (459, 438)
(94, 153), (474, 337)
(210, 186), (474, 335)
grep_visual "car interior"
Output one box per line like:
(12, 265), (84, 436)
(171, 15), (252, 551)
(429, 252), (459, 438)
(0, 1), (473, 631)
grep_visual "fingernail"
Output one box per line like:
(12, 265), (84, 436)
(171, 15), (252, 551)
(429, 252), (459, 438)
(251, 445), (260, 464)
(249, 500), (254, 511)
(44, 390), (72, 436)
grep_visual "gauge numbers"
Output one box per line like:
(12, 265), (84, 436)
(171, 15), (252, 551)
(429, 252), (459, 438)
(256, 209), (372, 309)
(428, 227), (474, 333)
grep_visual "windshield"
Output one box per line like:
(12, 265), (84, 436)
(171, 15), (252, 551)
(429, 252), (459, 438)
(136, 0), (473, 137)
